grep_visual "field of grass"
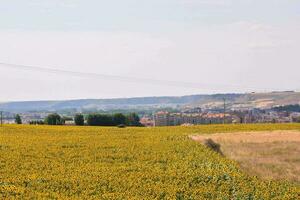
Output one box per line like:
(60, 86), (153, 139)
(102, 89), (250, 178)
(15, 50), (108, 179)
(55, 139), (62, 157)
(1, 124), (300, 199)
(191, 130), (300, 184)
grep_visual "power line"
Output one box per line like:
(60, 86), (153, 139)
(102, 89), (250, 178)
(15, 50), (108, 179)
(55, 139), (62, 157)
(0, 62), (279, 91)
(0, 62), (215, 89)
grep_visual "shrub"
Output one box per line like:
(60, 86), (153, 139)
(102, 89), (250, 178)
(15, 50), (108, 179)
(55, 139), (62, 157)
(126, 113), (142, 126)
(204, 139), (224, 156)
(86, 113), (141, 126)
(44, 113), (64, 125)
(15, 114), (22, 124)
(87, 114), (114, 126)
(113, 113), (126, 125)
(74, 114), (84, 126)
(29, 120), (45, 125)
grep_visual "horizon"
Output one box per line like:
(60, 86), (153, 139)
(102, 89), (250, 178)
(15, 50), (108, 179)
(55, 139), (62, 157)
(1, 90), (299, 103)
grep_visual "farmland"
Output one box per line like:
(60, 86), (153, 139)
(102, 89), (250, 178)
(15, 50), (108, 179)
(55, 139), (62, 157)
(191, 130), (300, 183)
(1, 124), (300, 199)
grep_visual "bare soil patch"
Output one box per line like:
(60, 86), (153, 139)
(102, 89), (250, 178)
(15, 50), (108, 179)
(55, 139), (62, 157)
(190, 130), (300, 183)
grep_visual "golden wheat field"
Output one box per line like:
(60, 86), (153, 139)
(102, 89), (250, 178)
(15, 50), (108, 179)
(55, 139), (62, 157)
(191, 130), (300, 183)
(1, 124), (300, 199)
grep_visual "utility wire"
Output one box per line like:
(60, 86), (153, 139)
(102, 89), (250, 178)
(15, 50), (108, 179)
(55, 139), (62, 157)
(0, 62), (278, 91)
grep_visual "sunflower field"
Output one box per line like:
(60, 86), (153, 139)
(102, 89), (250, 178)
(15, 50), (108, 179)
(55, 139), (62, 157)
(0, 124), (300, 199)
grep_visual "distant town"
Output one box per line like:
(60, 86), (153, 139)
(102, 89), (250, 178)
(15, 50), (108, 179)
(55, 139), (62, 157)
(1, 91), (300, 126)
(151, 105), (300, 126)
(1, 104), (300, 127)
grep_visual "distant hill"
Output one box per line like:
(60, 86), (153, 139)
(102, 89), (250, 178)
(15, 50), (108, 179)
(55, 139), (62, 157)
(193, 91), (300, 110)
(0, 95), (209, 112)
(0, 91), (299, 113)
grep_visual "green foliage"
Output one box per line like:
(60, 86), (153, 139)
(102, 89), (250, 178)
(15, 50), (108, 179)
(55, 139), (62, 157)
(87, 114), (114, 126)
(273, 104), (300, 112)
(44, 113), (64, 125)
(86, 113), (141, 126)
(15, 114), (22, 124)
(126, 113), (142, 126)
(29, 120), (45, 125)
(113, 113), (126, 125)
(74, 114), (84, 126)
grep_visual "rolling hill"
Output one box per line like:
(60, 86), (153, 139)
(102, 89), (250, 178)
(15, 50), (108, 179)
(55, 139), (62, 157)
(0, 91), (299, 113)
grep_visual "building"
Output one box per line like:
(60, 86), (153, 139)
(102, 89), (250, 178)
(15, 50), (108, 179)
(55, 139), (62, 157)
(154, 111), (169, 126)
(140, 117), (154, 127)
(154, 111), (232, 126)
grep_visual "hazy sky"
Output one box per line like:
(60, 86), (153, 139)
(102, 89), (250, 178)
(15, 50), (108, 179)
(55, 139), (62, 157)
(0, 0), (300, 101)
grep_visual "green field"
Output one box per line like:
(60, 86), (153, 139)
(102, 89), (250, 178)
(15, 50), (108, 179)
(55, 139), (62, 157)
(1, 124), (300, 199)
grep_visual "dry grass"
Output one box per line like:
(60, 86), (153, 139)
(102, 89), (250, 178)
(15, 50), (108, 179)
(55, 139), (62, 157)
(191, 130), (300, 183)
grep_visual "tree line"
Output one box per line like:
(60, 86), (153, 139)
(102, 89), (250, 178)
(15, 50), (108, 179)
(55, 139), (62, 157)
(273, 104), (300, 112)
(18, 112), (142, 127)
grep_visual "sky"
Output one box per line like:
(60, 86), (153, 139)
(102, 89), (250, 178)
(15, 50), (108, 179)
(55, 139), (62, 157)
(0, 0), (300, 101)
